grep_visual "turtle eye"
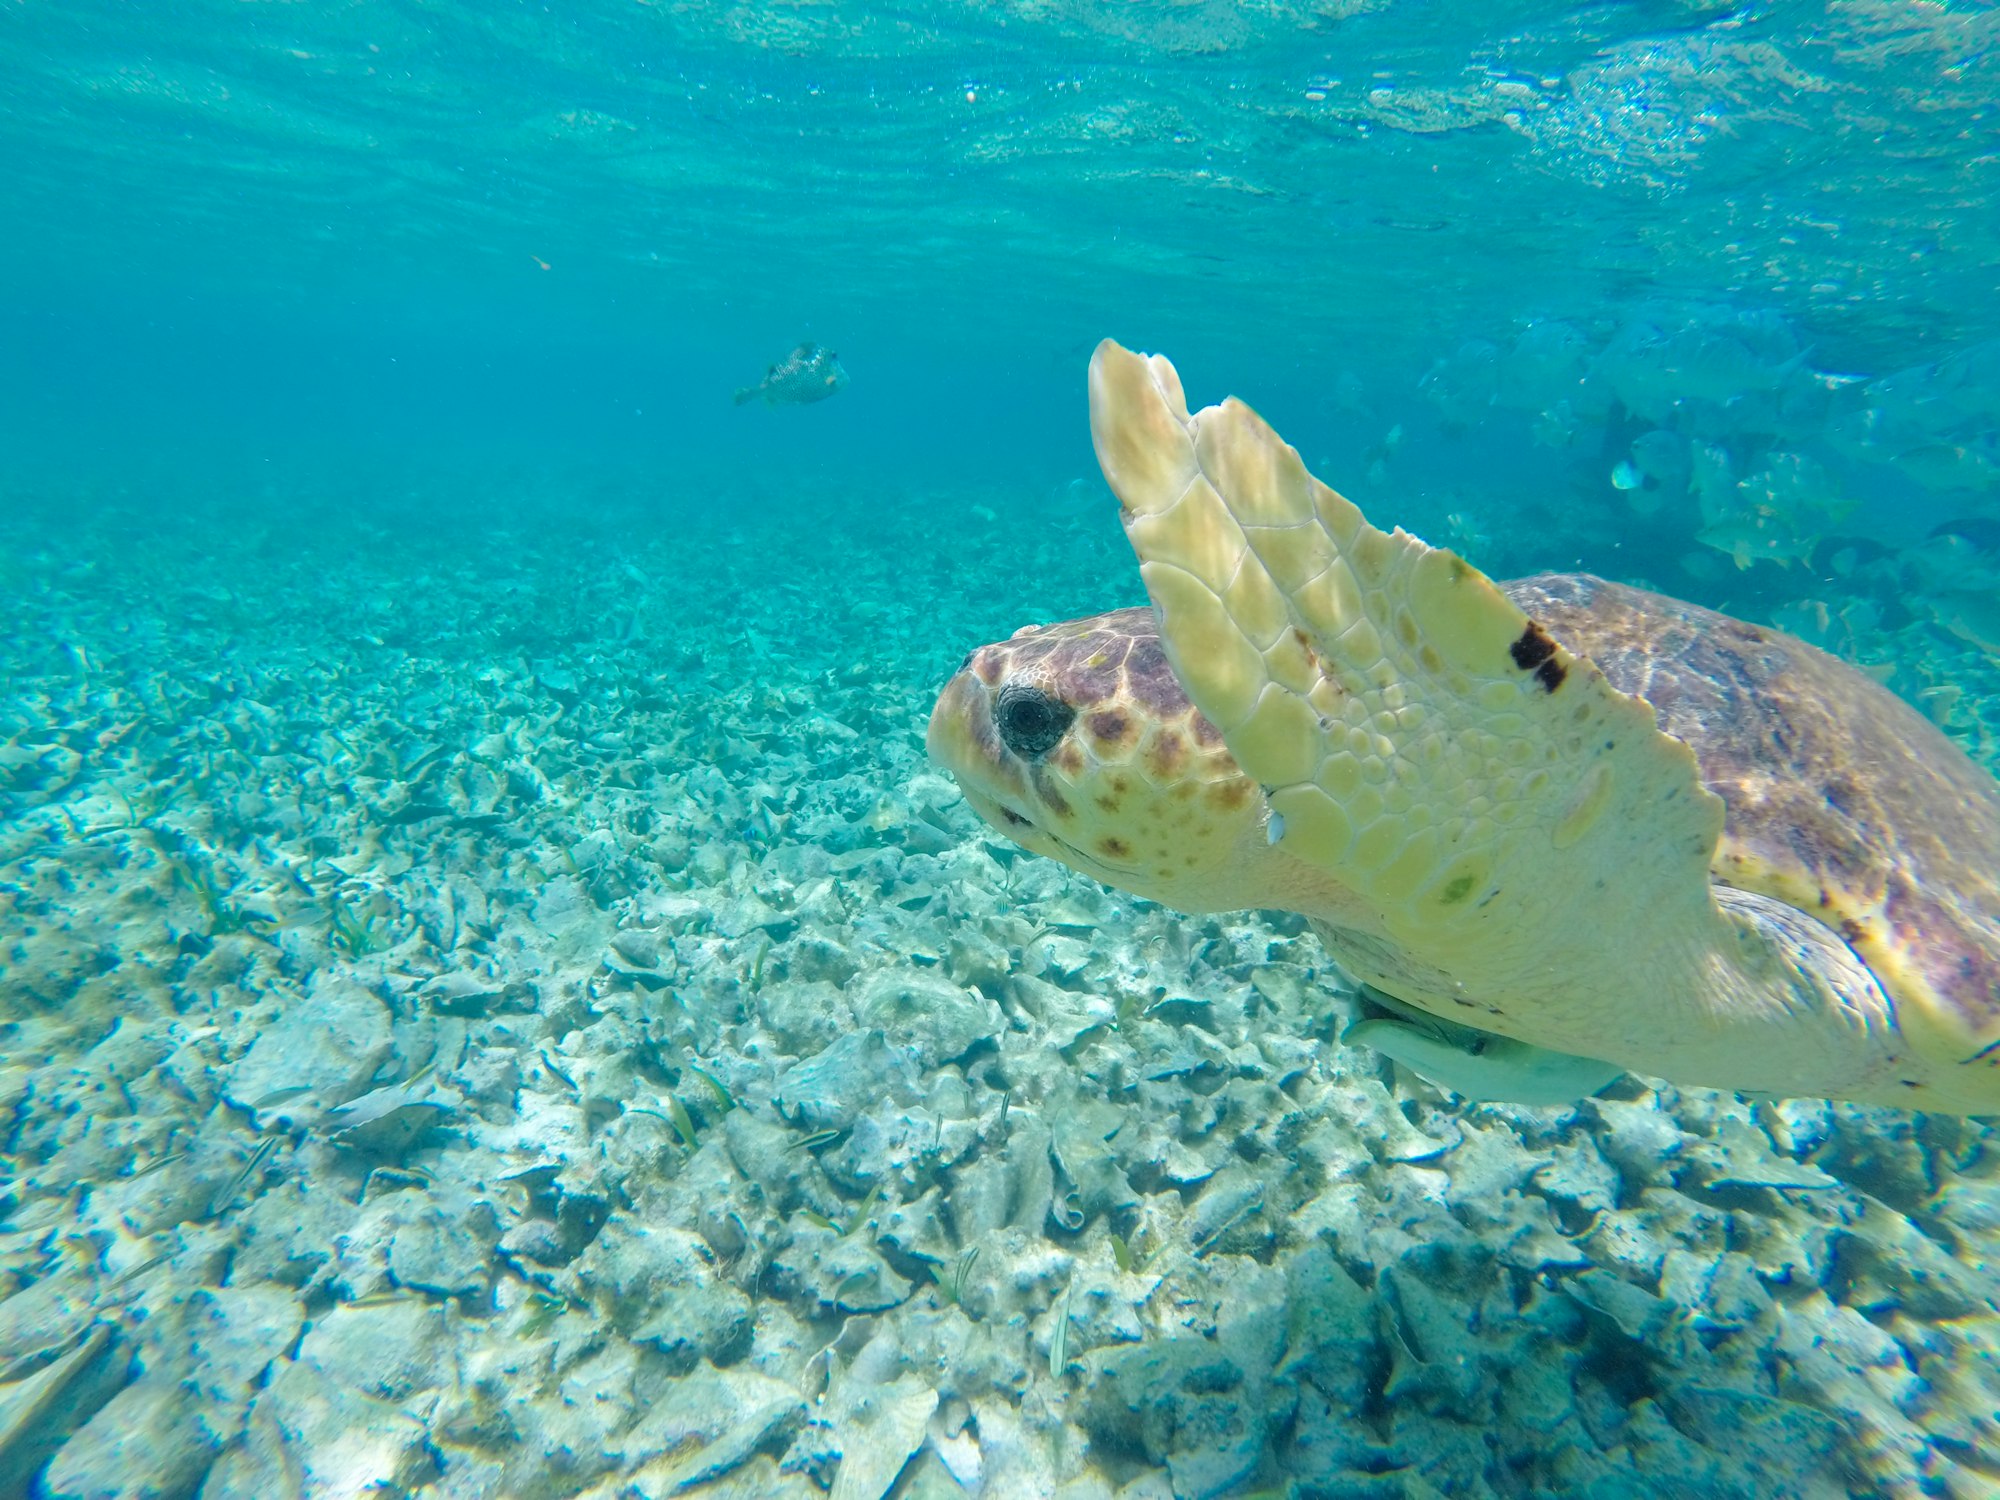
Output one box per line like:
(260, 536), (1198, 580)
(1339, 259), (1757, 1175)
(994, 684), (1075, 758)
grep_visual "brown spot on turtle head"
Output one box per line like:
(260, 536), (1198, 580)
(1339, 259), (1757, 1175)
(1046, 634), (1127, 707)
(972, 646), (1006, 687)
(964, 695), (1006, 765)
(1030, 765), (1072, 819)
(1207, 779), (1253, 813)
(1125, 636), (1192, 716)
(1146, 729), (1188, 778)
(1087, 709), (1136, 752)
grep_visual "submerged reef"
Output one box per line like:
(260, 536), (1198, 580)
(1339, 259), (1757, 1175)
(1407, 309), (2000, 762)
(2, 470), (1999, 1500)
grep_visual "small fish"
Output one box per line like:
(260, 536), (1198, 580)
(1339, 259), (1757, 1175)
(1653, 330), (1812, 402)
(1893, 440), (2000, 494)
(734, 342), (849, 407)
(665, 1094), (700, 1151)
(1697, 512), (1817, 570)
(1868, 343), (2000, 430)
(1931, 516), (2000, 553)
(1737, 451), (1852, 527)
(1050, 1278), (1074, 1378)
(1501, 319), (1588, 401)
(209, 1137), (280, 1218)
(1629, 429), (1691, 494)
(1824, 404), (1918, 464)
(1597, 321), (1811, 422)
(1932, 591), (2000, 657)
(1610, 460), (1643, 491)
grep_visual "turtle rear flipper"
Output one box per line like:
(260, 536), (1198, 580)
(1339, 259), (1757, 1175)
(1087, 339), (1735, 1069)
(1344, 1017), (1625, 1106)
(1343, 986), (1623, 1106)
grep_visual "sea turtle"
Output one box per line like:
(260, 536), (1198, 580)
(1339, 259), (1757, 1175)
(927, 341), (2000, 1111)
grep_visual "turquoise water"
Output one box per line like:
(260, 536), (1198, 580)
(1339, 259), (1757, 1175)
(3, 3), (2000, 1497)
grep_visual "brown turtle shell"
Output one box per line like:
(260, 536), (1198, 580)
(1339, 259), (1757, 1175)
(1510, 573), (2000, 1081)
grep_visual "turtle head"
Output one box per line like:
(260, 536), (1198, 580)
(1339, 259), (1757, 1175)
(927, 606), (1285, 911)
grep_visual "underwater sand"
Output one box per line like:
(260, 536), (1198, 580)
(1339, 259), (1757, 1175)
(4, 467), (2000, 1500)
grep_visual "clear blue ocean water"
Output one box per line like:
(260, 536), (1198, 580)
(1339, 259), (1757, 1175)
(3, 4), (2000, 1498)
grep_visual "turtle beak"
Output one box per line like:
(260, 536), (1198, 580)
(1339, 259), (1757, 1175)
(927, 658), (1048, 842)
(928, 664), (1009, 794)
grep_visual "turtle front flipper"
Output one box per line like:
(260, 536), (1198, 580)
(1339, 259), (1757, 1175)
(1087, 339), (1736, 1071)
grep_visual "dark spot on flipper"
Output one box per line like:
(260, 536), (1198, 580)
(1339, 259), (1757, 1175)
(1290, 626), (1329, 678)
(1534, 658), (1567, 692)
(1439, 874), (1476, 904)
(1098, 837), (1131, 859)
(1510, 621), (1558, 671)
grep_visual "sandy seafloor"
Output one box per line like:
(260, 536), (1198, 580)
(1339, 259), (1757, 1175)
(5, 466), (2000, 1500)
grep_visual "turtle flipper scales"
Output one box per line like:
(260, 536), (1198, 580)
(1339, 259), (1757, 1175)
(1087, 338), (1731, 1054)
